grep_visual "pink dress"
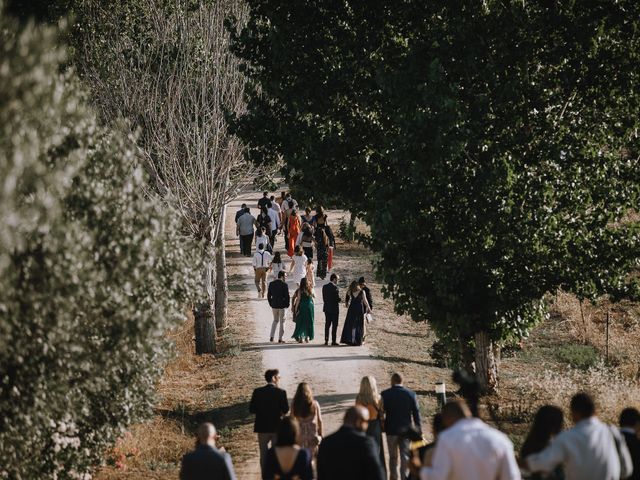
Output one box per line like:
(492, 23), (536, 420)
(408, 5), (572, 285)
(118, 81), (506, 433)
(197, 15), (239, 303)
(295, 400), (323, 455)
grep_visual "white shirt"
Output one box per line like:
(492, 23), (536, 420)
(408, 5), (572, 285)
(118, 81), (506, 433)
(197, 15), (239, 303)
(420, 418), (520, 480)
(526, 417), (631, 480)
(255, 234), (270, 251)
(252, 250), (272, 268)
(268, 208), (280, 230)
(271, 261), (285, 278)
(290, 254), (308, 283)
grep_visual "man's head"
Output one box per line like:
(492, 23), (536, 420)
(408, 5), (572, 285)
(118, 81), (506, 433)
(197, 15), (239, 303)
(286, 193), (292, 200)
(263, 191), (268, 197)
(265, 369), (280, 385)
(277, 271), (286, 281)
(391, 372), (403, 386)
(343, 405), (370, 432)
(270, 195), (275, 201)
(241, 203), (247, 209)
(570, 392), (596, 423)
(358, 276), (366, 286)
(258, 243), (265, 252)
(619, 407), (640, 430)
(441, 399), (472, 428)
(330, 273), (338, 284)
(244, 207), (250, 213)
(196, 422), (217, 447)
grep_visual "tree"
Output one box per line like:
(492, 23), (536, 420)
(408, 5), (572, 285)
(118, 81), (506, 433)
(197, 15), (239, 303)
(0, 11), (196, 477)
(70, 0), (253, 353)
(233, 0), (640, 391)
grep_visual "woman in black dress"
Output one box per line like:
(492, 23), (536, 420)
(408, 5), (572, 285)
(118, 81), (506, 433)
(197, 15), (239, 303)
(263, 416), (313, 480)
(340, 281), (372, 346)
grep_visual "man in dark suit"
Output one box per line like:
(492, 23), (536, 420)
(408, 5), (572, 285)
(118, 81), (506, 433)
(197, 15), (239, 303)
(358, 276), (373, 310)
(180, 423), (237, 480)
(381, 372), (422, 480)
(267, 271), (290, 342)
(249, 369), (289, 476)
(322, 273), (340, 345)
(620, 407), (640, 480)
(317, 406), (385, 480)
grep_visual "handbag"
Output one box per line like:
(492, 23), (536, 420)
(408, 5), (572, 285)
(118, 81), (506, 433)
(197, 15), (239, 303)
(365, 313), (373, 324)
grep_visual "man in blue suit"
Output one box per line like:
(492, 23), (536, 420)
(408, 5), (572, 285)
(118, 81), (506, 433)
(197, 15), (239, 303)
(381, 372), (422, 480)
(180, 423), (237, 480)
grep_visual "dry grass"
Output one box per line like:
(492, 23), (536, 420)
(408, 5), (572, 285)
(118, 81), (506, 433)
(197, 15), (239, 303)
(95, 248), (262, 479)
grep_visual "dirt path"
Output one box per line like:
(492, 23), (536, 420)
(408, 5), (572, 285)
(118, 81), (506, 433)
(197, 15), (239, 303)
(228, 193), (383, 478)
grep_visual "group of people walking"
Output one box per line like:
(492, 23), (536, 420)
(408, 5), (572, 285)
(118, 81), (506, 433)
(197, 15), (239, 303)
(236, 191), (336, 280)
(266, 270), (374, 346)
(244, 370), (422, 480)
(181, 372), (640, 480)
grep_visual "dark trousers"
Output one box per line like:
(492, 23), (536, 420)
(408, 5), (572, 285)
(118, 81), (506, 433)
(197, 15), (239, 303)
(324, 312), (339, 343)
(303, 246), (313, 260)
(240, 233), (254, 256)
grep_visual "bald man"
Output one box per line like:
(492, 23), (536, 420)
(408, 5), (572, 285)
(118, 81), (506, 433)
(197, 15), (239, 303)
(419, 400), (520, 480)
(180, 423), (237, 480)
(317, 406), (385, 480)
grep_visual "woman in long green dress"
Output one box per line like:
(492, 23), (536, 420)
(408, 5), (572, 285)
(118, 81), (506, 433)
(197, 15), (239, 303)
(291, 278), (314, 343)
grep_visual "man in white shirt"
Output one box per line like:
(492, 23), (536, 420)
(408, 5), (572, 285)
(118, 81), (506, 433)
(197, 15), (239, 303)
(420, 399), (520, 480)
(268, 199), (281, 245)
(524, 392), (632, 480)
(252, 243), (273, 299)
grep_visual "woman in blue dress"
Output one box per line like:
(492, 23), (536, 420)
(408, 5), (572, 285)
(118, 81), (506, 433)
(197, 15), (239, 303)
(340, 281), (371, 346)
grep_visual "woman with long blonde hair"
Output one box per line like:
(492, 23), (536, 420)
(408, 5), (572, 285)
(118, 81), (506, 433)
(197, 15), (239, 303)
(291, 382), (323, 458)
(355, 375), (386, 471)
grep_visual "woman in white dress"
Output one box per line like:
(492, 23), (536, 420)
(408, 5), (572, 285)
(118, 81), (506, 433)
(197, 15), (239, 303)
(270, 251), (285, 279)
(255, 226), (271, 253)
(288, 245), (308, 286)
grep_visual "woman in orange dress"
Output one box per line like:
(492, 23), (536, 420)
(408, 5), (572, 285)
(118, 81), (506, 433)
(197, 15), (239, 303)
(287, 209), (301, 257)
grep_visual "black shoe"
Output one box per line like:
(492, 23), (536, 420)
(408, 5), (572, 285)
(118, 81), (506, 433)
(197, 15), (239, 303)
(331, 342), (339, 346)
(324, 341), (328, 346)
(270, 337), (274, 342)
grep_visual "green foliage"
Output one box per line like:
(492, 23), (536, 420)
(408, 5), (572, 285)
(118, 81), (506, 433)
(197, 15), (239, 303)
(555, 344), (600, 370)
(0, 12), (196, 478)
(233, 1), (640, 384)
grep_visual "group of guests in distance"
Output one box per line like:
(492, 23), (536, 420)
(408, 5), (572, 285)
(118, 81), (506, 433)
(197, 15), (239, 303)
(180, 371), (640, 480)
(265, 269), (375, 346)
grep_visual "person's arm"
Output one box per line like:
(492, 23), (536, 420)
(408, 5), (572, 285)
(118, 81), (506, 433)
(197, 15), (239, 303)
(289, 258), (295, 272)
(497, 443), (521, 480)
(267, 283), (273, 305)
(316, 401), (323, 437)
(362, 293), (372, 314)
(223, 452), (238, 480)
(249, 390), (257, 414)
(363, 437), (386, 480)
(420, 440), (452, 480)
(179, 455), (189, 480)
(285, 286), (290, 309)
(411, 392), (422, 433)
(525, 437), (565, 474)
(280, 390), (289, 415)
(326, 226), (336, 248)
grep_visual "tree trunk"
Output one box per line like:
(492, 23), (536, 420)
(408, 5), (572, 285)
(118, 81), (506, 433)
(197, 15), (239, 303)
(215, 205), (228, 331)
(194, 243), (216, 354)
(474, 331), (498, 393)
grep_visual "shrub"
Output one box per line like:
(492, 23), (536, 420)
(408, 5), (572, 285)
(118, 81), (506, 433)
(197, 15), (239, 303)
(555, 344), (600, 370)
(0, 12), (196, 478)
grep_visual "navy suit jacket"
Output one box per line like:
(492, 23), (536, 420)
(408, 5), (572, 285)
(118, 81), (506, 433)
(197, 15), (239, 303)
(322, 282), (340, 315)
(380, 384), (422, 435)
(317, 426), (385, 480)
(180, 444), (236, 480)
(623, 430), (640, 480)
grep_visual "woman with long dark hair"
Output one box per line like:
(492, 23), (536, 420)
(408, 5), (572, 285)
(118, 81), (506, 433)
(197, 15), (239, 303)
(291, 383), (323, 458)
(521, 405), (564, 480)
(291, 277), (315, 343)
(340, 280), (371, 346)
(263, 416), (313, 480)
